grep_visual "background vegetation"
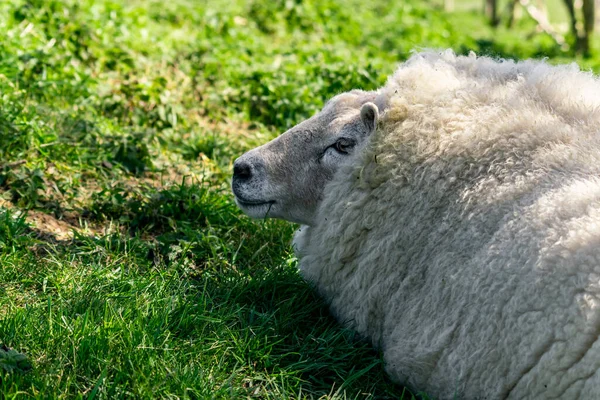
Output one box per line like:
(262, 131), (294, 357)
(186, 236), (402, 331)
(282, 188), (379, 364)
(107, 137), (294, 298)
(1, 0), (599, 398)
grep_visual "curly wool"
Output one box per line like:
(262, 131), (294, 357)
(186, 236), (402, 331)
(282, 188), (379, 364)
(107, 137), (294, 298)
(294, 50), (600, 399)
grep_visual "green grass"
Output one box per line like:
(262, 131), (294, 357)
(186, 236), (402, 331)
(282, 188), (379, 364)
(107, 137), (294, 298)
(1, 0), (600, 398)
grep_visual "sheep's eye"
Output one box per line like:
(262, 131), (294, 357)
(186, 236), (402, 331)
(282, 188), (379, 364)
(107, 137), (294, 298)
(332, 138), (355, 154)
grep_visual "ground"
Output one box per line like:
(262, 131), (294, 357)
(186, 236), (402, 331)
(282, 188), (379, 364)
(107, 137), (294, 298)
(1, 0), (599, 398)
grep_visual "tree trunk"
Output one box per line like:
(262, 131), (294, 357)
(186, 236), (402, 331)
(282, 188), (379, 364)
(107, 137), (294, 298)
(506, 0), (519, 27)
(485, 0), (499, 26)
(582, 0), (595, 54)
(562, 0), (579, 38)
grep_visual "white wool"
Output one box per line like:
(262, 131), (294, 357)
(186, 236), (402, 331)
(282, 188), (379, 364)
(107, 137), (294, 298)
(294, 50), (600, 399)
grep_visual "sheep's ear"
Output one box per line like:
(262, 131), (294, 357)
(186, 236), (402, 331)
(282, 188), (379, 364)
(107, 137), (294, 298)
(360, 102), (379, 135)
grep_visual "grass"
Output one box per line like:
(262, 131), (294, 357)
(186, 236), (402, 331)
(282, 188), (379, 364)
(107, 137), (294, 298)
(1, 0), (600, 398)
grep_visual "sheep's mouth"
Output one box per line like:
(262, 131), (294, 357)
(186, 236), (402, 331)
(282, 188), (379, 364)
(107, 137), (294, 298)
(235, 197), (276, 207)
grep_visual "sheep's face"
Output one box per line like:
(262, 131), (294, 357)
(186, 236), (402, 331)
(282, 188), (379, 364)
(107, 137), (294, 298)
(232, 90), (379, 226)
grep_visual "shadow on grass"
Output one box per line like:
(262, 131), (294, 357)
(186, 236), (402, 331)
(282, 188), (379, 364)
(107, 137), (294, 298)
(178, 265), (415, 399)
(0, 181), (421, 399)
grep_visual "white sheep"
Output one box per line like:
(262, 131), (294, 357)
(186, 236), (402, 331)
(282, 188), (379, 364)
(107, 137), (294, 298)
(232, 50), (600, 399)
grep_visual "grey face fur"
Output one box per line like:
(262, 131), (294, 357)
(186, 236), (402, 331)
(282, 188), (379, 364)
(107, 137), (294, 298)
(232, 90), (380, 226)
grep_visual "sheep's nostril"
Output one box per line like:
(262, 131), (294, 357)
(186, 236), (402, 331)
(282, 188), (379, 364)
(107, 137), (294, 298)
(233, 160), (252, 181)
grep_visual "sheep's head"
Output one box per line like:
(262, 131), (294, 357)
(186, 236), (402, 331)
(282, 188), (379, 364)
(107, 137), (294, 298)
(232, 90), (380, 226)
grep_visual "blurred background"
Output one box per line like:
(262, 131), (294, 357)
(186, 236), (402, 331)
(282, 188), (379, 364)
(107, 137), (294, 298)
(1, 0), (599, 398)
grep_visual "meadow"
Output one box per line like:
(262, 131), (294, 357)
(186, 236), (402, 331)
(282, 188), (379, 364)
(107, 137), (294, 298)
(0, 0), (599, 398)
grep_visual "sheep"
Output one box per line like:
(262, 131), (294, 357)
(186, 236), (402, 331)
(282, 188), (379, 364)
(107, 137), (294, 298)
(231, 49), (600, 399)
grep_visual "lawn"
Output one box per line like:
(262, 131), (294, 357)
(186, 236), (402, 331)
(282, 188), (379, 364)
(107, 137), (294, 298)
(1, 0), (599, 398)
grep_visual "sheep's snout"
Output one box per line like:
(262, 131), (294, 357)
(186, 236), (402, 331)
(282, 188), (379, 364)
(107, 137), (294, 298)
(232, 154), (266, 200)
(231, 152), (280, 220)
(232, 158), (254, 184)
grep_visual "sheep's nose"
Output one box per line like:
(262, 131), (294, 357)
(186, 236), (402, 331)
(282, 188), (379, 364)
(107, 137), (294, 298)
(233, 159), (253, 182)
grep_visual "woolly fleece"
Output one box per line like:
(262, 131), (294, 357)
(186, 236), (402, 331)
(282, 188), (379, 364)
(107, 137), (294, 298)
(293, 50), (600, 399)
